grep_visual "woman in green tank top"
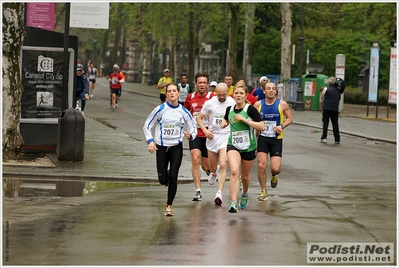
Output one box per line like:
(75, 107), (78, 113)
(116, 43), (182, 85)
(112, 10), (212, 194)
(220, 80), (264, 213)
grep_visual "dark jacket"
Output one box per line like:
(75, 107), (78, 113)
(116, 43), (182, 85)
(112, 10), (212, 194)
(76, 74), (89, 94)
(322, 85), (342, 112)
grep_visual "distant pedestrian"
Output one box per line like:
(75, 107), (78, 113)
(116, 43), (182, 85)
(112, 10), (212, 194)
(99, 60), (105, 77)
(251, 76), (268, 101)
(143, 83), (197, 216)
(210, 81), (217, 94)
(196, 82), (235, 206)
(106, 64), (125, 108)
(254, 82), (293, 201)
(220, 80), (265, 213)
(319, 77), (345, 144)
(184, 72), (214, 202)
(108, 64), (125, 111)
(76, 64), (90, 116)
(157, 69), (174, 104)
(87, 63), (99, 98)
(177, 74), (191, 106)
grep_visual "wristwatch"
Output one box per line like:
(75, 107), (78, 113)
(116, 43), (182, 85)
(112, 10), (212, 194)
(281, 124), (285, 129)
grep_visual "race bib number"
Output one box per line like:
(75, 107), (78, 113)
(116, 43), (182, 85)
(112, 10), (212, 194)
(162, 124), (180, 139)
(212, 115), (224, 130)
(232, 130), (250, 150)
(179, 91), (188, 102)
(261, 120), (277, 137)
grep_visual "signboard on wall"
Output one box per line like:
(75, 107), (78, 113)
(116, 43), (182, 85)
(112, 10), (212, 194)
(21, 47), (75, 122)
(70, 2), (110, 29)
(26, 3), (55, 31)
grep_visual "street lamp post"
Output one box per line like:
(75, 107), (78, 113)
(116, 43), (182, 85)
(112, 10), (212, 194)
(295, 3), (305, 111)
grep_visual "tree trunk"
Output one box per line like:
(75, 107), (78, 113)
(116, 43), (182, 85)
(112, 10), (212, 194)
(243, 3), (256, 87)
(188, 4), (197, 87)
(280, 2), (292, 80)
(3, 3), (25, 197)
(2, 3), (25, 160)
(228, 3), (240, 81)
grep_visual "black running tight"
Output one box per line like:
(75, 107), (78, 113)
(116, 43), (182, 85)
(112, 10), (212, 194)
(156, 143), (183, 205)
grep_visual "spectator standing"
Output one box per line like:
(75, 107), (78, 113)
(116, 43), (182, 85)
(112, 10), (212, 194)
(254, 82), (293, 201)
(143, 83), (197, 216)
(319, 77), (345, 144)
(177, 74), (191, 105)
(184, 73), (214, 201)
(220, 80), (265, 213)
(75, 64), (90, 116)
(197, 82), (236, 205)
(157, 69), (174, 104)
(87, 63), (99, 98)
(252, 76), (268, 101)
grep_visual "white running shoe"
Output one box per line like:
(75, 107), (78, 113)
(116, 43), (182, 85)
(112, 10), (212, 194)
(208, 172), (217, 185)
(90, 94), (93, 98)
(214, 191), (223, 205)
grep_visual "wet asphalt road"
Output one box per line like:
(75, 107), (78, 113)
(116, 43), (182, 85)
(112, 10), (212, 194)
(3, 176), (396, 266)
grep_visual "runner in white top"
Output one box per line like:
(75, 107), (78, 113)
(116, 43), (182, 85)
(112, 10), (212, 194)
(197, 82), (236, 206)
(178, 74), (191, 105)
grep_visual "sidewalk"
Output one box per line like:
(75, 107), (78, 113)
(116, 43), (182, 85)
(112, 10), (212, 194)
(2, 79), (397, 183)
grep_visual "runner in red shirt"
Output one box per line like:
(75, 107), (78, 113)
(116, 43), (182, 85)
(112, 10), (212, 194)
(184, 73), (214, 201)
(108, 65), (125, 111)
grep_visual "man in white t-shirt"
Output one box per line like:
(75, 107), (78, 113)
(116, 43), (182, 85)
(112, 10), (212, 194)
(178, 74), (191, 105)
(196, 82), (236, 206)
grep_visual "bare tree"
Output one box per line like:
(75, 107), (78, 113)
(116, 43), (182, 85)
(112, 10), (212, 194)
(280, 2), (292, 80)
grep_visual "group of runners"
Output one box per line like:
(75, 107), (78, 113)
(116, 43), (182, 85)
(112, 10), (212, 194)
(144, 72), (293, 216)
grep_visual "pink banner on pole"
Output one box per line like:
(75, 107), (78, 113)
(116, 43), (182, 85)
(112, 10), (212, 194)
(26, 3), (55, 31)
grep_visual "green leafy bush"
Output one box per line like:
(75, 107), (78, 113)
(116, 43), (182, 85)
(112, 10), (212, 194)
(344, 87), (389, 105)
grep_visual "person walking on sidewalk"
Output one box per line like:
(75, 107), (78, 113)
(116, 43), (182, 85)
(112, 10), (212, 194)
(108, 65), (125, 111)
(220, 80), (265, 213)
(143, 83), (197, 216)
(254, 82), (293, 201)
(178, 74), (191, 106)
(319, 77), (345, 144)
(157, 69), (174, 104)
(75, 64), (90, 116)
(86, 63), (99, 98)
(197, 82), (236, 206)
(184, 72), (214, 201)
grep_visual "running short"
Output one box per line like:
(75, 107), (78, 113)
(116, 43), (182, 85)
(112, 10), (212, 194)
(206, 132), (229, 153)
(89, 79), (96, 84)
(257, 136), (283, 157)
(111, 88), (121, 95)
(227, 145), (257, 161)
(189, 136), (208, 158)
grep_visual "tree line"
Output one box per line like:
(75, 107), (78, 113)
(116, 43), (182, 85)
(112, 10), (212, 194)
(57, 2), (396, 89)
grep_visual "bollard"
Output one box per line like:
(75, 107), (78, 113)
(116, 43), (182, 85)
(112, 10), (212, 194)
(56, 108), (85, 161)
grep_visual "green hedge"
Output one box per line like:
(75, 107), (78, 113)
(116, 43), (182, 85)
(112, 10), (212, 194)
(344, 88), (389, 106)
